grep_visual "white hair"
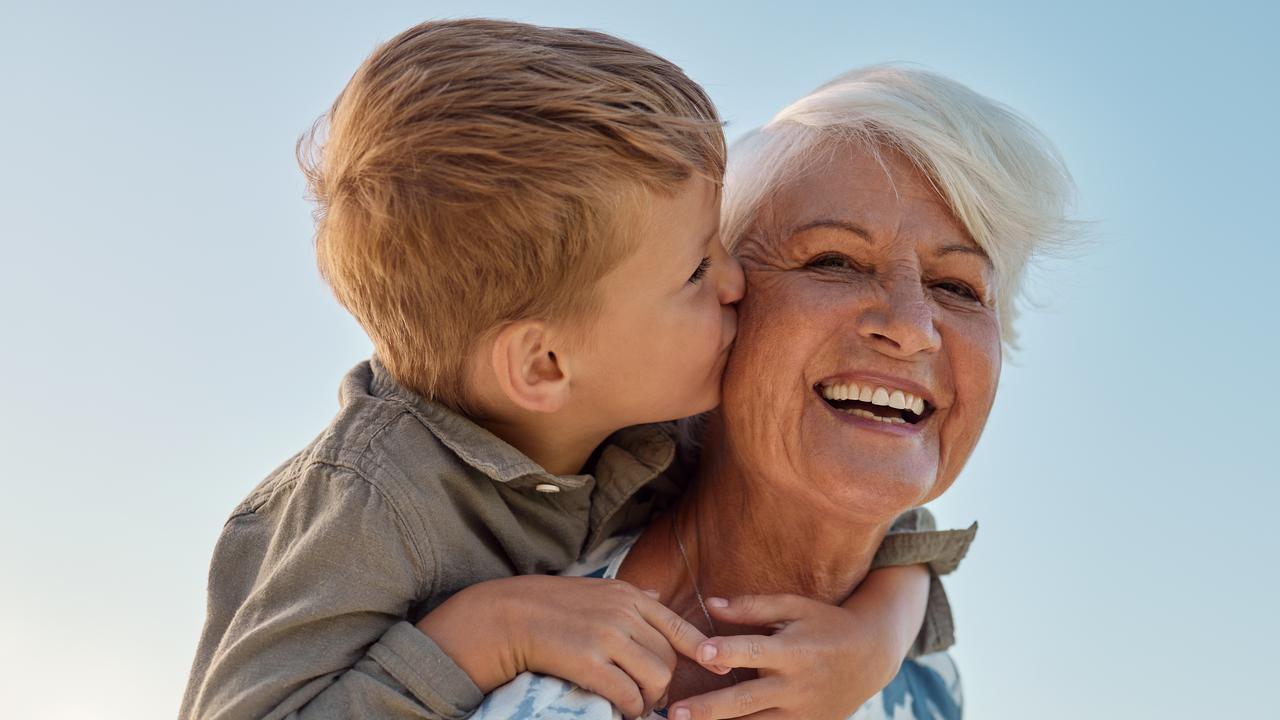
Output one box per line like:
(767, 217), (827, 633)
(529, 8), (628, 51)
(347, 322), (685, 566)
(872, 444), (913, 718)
(722, 64), (1079, 348)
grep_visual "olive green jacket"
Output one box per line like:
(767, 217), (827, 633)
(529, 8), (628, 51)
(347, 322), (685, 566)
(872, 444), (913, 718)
(179, 359), (976, 720)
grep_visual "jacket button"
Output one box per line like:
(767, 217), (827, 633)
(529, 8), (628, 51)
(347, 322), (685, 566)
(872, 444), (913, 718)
(534, 483), (561, 494)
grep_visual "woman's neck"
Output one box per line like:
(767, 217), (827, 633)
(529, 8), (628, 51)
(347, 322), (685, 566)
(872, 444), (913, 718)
(618, 422), (898, 616)
(613, 422), (903, 704)
(679, 450), (893, 606)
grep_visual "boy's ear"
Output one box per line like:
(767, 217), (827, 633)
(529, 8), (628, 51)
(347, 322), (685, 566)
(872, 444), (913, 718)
(489, 320), (572, 414)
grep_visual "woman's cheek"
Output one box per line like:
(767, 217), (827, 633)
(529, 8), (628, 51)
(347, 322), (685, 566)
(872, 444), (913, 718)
(937, 316), (1002, 481)
(960, 315), (1001, 401)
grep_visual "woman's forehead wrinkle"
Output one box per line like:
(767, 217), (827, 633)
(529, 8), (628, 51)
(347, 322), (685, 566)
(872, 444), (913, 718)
(885, 255), (924, 281)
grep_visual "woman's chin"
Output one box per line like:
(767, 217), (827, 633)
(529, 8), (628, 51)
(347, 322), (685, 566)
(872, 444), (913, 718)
(806, 406), (940, 511)
(830, 463), (936, 513)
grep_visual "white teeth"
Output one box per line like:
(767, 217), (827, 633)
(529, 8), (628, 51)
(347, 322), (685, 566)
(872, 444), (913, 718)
(844, 408), (906, 424)
(820, 381), (930, 417)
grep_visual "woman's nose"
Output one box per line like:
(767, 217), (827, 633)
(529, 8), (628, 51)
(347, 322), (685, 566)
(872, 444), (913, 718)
(855, 282), (941, 357)
(717, 252), (746, 305)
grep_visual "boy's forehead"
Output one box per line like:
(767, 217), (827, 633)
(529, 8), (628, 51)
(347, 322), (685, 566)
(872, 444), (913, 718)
(657, 176), (719, 245)
(612, 177), (719, 275)
(673, 175), (720, 221)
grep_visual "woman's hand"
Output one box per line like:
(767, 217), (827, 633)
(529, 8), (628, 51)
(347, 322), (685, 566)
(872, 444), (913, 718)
(417, 575), (714, 720)
(665, 565), (930, 720)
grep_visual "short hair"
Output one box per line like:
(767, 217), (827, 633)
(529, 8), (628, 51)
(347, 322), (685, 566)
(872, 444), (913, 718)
(299, 19), (724, 409)
(721, 65), (1078, 348)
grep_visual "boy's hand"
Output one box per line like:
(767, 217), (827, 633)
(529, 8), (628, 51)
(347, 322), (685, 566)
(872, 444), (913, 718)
(666, 565), (930, 720)
(417, 575), (714, 720)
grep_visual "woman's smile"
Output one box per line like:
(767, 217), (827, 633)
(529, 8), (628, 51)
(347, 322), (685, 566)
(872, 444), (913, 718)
(815, 375), (936, 422)
(813, 380), (935, 437)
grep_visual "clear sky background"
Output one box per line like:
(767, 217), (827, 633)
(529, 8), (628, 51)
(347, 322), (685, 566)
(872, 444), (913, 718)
(2, 1), (1276, 718)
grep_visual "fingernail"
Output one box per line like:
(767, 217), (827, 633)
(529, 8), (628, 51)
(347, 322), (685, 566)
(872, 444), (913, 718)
(707, 597), (729, 608)
(673, 708), (690, 720)
(643, 588), (660, 598)
(699, 643), (718, 662)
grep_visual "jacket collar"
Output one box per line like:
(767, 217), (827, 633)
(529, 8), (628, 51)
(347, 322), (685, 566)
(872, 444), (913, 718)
(356, 357), (677, 526)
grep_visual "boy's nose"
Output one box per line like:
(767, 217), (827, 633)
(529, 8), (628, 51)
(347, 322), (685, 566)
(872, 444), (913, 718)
(717, 253), (746, 305)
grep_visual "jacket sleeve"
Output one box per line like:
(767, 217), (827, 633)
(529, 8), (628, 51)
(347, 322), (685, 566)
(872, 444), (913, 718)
(869, 508), (978, 657)
(180, 465), (483, 720)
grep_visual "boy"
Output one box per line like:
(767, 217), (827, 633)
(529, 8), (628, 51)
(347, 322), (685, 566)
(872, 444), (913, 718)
(181, 19), (971, 720)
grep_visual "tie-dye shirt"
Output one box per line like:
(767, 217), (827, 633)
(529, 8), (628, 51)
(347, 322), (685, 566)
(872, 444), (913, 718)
(473, 533), (964, 720)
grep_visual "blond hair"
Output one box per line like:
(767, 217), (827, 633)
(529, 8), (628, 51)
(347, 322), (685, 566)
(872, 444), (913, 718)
(723, 65), (1078, 348)
(299, 19), (724, 408)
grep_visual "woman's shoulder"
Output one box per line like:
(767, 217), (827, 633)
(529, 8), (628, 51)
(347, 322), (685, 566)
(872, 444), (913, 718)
(851, 651), (963, 720)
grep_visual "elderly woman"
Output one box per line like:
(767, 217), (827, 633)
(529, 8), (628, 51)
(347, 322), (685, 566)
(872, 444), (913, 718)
(475, 65), (1075, 720)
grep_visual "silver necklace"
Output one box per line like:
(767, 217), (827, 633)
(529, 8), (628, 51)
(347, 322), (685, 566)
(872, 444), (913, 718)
(671, 511), (740, 685)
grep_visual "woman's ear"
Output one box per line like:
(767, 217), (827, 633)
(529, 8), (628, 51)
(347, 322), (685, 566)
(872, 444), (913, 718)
(489, 320), (572, 414)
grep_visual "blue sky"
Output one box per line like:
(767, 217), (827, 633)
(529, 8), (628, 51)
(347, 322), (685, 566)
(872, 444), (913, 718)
(1, 1), (1276, 717)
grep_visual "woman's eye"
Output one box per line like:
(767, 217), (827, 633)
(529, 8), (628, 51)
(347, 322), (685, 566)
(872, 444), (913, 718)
(687, 256), (712, 284)
(934, 280), (981, 302)
(807, 253), (855, 270)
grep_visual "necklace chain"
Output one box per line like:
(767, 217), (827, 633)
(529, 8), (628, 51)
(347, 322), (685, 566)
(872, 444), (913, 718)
(671, 510), (740, 685)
